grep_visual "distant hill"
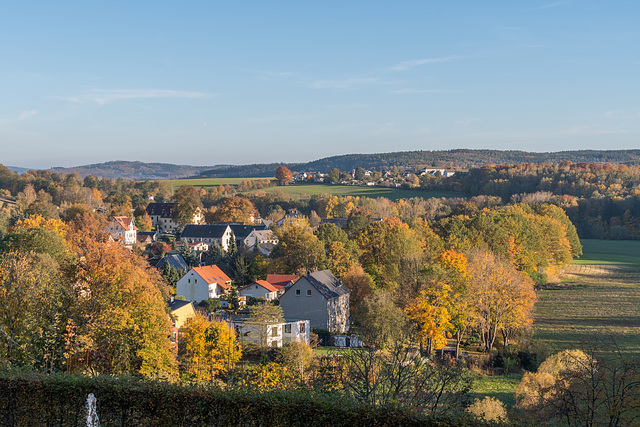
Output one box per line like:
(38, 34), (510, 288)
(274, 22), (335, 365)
(200, 149), (640, 177)
(50, 161), (227, 180)
(6, 166), (30, 175)
(41, 149), (640, 180)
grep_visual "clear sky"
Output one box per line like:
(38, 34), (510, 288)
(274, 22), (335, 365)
(1, 1), (639, 169)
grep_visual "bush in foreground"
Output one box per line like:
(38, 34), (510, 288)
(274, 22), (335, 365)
(0, 370), (503, 426)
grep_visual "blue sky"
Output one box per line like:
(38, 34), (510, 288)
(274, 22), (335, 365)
(1, 1), (639, 169)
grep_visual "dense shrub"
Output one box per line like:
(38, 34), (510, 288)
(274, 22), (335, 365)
(0, 371), (500, 426)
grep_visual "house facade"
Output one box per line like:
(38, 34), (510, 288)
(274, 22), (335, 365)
(279, 270), (350, 333)
(107, 216), (137, 247)
(176, 265), (232, 302)
(238, 280), (279, 301)
(233, 319), (311, 348)
(146, 202), (204, 233)
(180, 224), (233, 251)
(243, 230), (278, 255)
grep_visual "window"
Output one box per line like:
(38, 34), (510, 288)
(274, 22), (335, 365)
(295, 289), (301, 296)
(300, 323), (306, 333)
(272, 326), (278, 337)
(306, 289), (312, 297)
(284, 324), (291, 334)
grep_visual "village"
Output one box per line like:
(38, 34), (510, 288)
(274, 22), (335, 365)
(108, 201), (354, 356)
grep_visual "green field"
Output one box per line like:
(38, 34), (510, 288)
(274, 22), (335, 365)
(573, 238), (640, 267)
(163, 178), (463, 200)
(164, 177), (250, 190)
(534, 239), (640, 355)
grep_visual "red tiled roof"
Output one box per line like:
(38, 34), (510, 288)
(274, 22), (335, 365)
(193, 265), (232, 290)
(112, 216), (137, 231)
(245, 280), (278, 293)
(265, 274), (298, 290)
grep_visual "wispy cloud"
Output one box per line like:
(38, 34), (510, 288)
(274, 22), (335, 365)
(390, 88), (454, 95)
(0, 110), (38, 125)
(391, 56), (457, 71)
(528, 1), (570, 11)
(309, 78), (379, 90)
(60, 89), (212, 106)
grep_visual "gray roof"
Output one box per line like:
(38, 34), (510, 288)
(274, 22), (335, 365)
(181, 224), (230, 239)
(146, 202), (175, 217)
(228, 223), (268, 240)
(296, 270), (350, 300)
(168, 299), (193, 312)
(156, 254), (188, 272)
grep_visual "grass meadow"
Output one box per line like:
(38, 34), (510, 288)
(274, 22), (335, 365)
(163, 178), (463, 200)
(534, 239), (640, 355)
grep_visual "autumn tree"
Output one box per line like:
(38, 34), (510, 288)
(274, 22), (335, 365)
(64, 213), (177, 379)
(178, 314), (241, 382)
(406, 286), (452, 356)
(172, 185), (203, 228)
(281, 341), (314, 382)
(271, 218), (327, 274)
(211, 196), (256, 223)
(275, 166), (293, 186)
(341, 265), (373, 315)
(466, 249), (537, 352)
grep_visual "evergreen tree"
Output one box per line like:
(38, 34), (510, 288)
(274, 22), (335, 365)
(206, 241), (225, 265)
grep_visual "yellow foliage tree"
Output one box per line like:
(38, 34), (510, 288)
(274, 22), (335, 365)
(466, 249), (537, 351)
(238, 362), (294, 392)
(406, 286), (452, 355)
(178, 314), (241, 382)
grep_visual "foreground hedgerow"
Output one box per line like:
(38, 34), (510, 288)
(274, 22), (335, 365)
(0, 371), (500, 427)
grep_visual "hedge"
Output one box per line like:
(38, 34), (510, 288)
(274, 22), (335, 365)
(0, 371), (498, 426)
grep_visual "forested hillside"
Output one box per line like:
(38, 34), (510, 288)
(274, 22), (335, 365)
(201, 149), (640, 177)
(50, 161), (222, 180)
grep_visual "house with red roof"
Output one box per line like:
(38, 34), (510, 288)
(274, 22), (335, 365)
(107, 216), (137, 247)
(238, 280), (279, 301)
(265, 274), (298, 293)
(176, 264), (232, 302)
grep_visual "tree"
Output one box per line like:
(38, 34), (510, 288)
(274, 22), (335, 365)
(515, 341), (640, 426)
(353, 291), (406, 349)
(271, 218), (327, 274)
(172, 185), (203, 229)
(406, 285), (452, 356)
(466, 249), (537, 352)
(282, 341), (314, 381)
(341, 265), (373, 315)
(328, 168), (340, 184)
(212, 197), (256, 223)
(275, 166), (293, 186)
(245, 303), (284, 351)
(178, 314), (241, 382)
(178, 242), (199, 268)
(354, 167), (366, 181)
(64, 213), (177, 379)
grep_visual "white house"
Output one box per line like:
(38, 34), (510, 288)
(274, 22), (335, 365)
(146, 202), (204, 233)
(233, 319), (310, 348)
(176, 265), (232, 302)
(243, 229), (278, 247)
(238, 280), (279, 301)
(180, 224), (233, 251)
(107, 216), (137, 247)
